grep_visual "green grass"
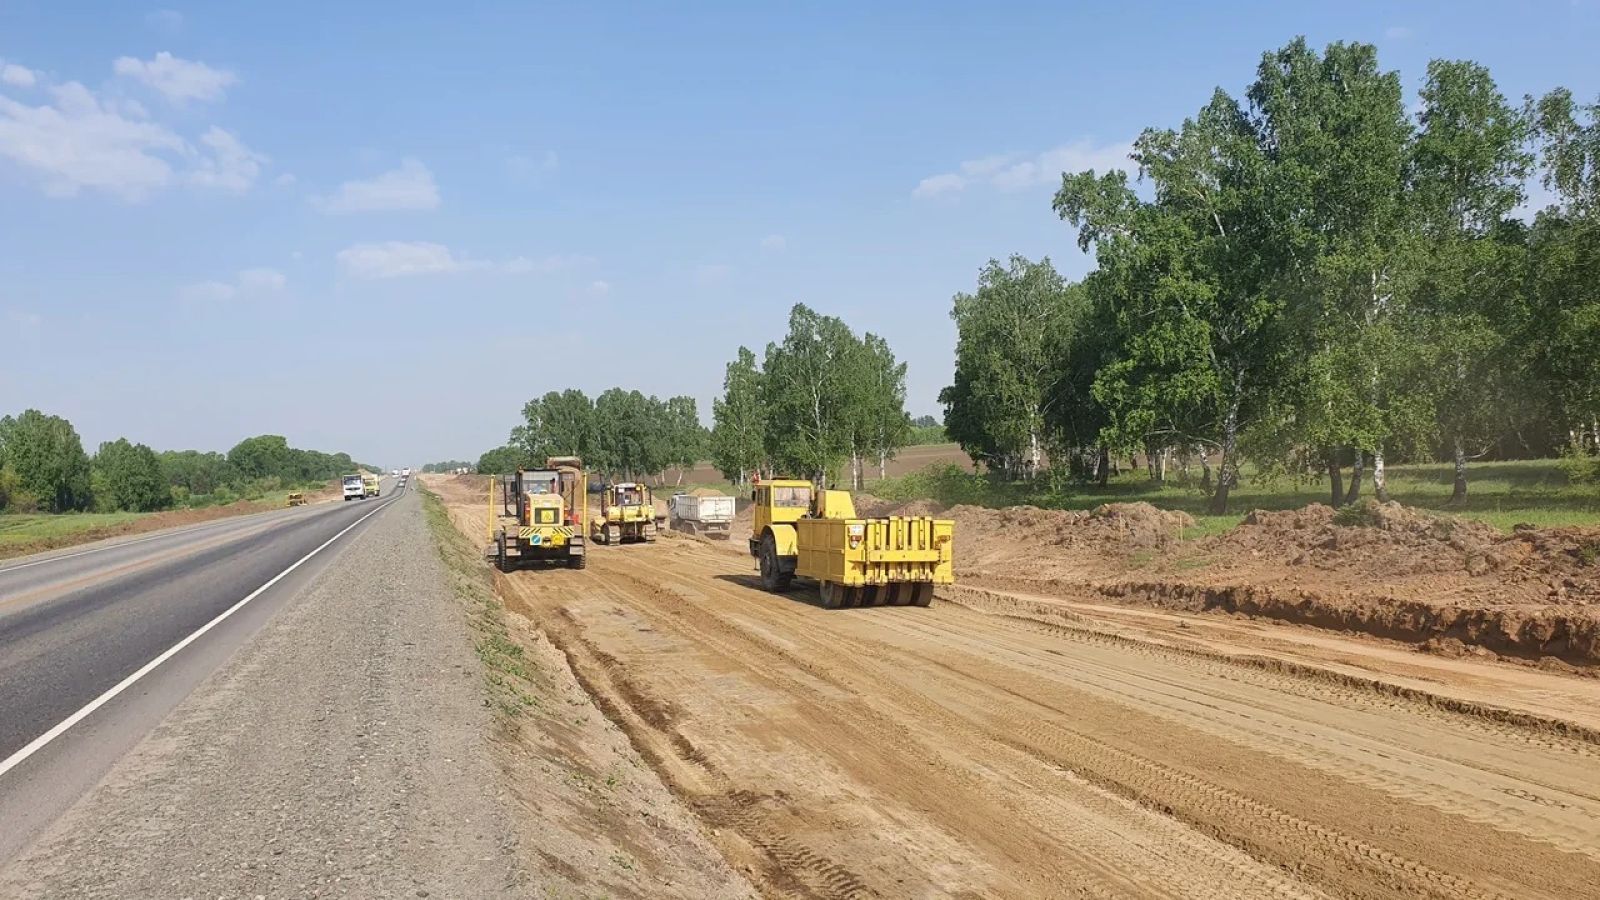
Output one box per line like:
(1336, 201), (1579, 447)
(869, 457), (1600, 536)
(418, 481), (547, 725)
(0, 511), (143, 547)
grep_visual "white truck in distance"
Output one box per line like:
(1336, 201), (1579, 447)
(668, 491), (736, 539)
(341, 474), (365, 502)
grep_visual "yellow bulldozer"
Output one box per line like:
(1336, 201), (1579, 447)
(749, 479), (954, 608)
(591, 481), (657, 545)
(486, 456), (588, 570)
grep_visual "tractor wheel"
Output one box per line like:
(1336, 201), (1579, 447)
(569, 552), (587, 570)
(758, 533), (792, 592)
(911, 583), (934, 607)
(495, 531), (508, 572)
(606, 525), (621, 545)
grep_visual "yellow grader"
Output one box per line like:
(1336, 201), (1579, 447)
(591, 481), (658, 545)
(486, 456), (588, 570)
(749, 479), (954, 608)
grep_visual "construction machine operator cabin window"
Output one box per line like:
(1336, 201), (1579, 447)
(773, 486), (811, 508)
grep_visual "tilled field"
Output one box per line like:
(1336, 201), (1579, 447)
(427, 476), (1600, 899)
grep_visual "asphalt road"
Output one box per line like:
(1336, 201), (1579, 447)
(0, 478), (407, 864)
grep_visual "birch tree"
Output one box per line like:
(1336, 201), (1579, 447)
(1409, 60), (1533, 501)
(711, 347), (766, 484)
(941, 255), (1075, 479)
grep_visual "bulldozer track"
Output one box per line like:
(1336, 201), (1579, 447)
(578, 563), (1344, 898)
(427, 477), (1600, 900)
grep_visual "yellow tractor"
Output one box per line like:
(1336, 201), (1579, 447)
(486, 457), (588, 570)
(749, 479), (954, 608)
(591, 481), (657, 545)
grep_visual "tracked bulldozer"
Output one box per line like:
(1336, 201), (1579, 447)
(486, 457), (588, 570)
(591, 481), (657, 545)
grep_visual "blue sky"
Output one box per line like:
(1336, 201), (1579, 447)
(3, 1), (1597, 466)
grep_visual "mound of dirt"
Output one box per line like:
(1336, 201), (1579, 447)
(1215, 501), (1506, 578)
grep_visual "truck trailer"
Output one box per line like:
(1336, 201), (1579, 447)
(669, 492), (736, 538)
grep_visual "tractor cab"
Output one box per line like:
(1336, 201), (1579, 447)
(487, 460), (588, 571)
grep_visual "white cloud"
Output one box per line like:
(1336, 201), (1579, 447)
(314, 158), (439, 213)
(337, 241), (486, 279)
(179, 267), (285, 301)
(588, 280), (611, 296)
(911, 172), (964, 199)
(694, 263), (732, 286)
(113, 51), (235, 104)
(506, 150), (559, 184)
(146, 9), (185, 34)
(1385, 26), (1413, 40)
(179, 280), (236, 302)
(913, 138), (1134, 199)
(337, 242), (581, 278)
(501, 253), (594, 274)
(0, 81), (187, 199)
(1, 64), (36, 89)
(237, 267), (286, 290)
(274, 171), (296, 186)
(186, 126), (265, 192)
(760, 234), (786, 251)
(0, 59), (263, 200)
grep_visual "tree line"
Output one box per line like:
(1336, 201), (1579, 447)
(709, 303), (912, 487)
(942, 37), (1600, 513)
(480, 389), (707, 483)
(421, 460), (474, 474)
(0, 408), (375, 514)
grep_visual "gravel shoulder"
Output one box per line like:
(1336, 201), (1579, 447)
(0, 488), (523, 897)
(0, 481), (751, 899)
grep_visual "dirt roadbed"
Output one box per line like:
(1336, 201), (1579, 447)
(428, 473), (1600, 899)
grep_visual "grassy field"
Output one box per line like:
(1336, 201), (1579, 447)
(870, 456), (1600, 537)
(0, 486), (321, 556)
(664, 445), (1600, 538)
(0, 511), (144, 549)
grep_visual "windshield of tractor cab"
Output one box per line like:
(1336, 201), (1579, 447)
(616, 486), (640, 505)
(772, 486), (811, 508)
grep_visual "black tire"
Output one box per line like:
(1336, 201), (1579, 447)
(818, 581), (843, 609)
(912, 583), (934, 607)
(495, 531), (508, 572)
(758, 532), (792, 592)
(568, 552), (586, 570)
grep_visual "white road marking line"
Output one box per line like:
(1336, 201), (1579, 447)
(0, 491), (401, 781)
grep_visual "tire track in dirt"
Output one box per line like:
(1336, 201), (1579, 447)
(860, 610), (1600, 855)
(943, 583), (1600, 745)
(435, 479), (1600, 900)
(577, 555), (1331, 898)
(636, 541), (1600, 898)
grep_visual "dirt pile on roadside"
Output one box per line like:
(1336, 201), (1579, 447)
(1210, 501), (1506, 578)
